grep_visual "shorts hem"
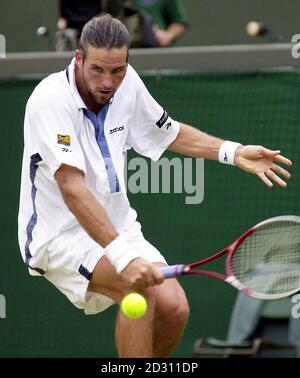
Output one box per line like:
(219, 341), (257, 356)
(76, 248), (104, 305)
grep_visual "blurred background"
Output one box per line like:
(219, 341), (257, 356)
(1, 0), (300, 51)
(1, 0), (300, 358)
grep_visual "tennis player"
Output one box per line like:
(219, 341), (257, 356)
(18, 14), (292, 358)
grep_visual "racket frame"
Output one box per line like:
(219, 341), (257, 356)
(162, 215), (300, 300)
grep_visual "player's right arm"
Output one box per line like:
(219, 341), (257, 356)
(55, 164), (117, 246)
(55, 164), (163, 289)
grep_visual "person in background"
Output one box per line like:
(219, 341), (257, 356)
(131, 0), (189, 46)
(56, 0), (104, 51)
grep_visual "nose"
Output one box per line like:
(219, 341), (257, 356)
(102, 74), (113, 89)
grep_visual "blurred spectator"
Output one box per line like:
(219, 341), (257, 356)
(56, 0), (188, 51)
(131, 0), (189, 46)
(106, 0), (158, 48)
(56, 0), (157, 50)
(56, 0), (103, 51)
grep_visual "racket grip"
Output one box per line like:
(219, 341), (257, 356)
(160, 264), (185, 278)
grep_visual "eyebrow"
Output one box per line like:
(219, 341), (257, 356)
(91, 63), (126, 71)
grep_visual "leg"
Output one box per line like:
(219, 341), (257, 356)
(116, 278), (189, 358)
(65, 28), (79, 50)
(88, 255), (156, 357)
(115, 290), (155, 357)
(152, 267), (190, 357)
(55, 30), (67, 52)
(88, 258), (189, 357)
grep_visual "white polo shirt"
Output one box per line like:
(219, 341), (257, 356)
(18, 58), (180, 274)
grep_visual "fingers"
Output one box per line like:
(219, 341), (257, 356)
(124, 263), (165, 291)
(258, 172), (273, 188)
(262, 149), (292, 167)
(263, 148), (281, 156)
(265, 169), (287, 188)
(258, 167), (289, 188)
(254, 148), (292, 188)
(271, 163), (291, 180)
(139, 265), (164, 287)
(152, 266), (165, 286)
(274, 154), (293, 167)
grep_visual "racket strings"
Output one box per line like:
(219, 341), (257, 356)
(231, 221), (300, 295)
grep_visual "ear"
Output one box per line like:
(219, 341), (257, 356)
(75, 49), (83, 69)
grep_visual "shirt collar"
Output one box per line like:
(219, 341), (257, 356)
(66, 58), (87, 110)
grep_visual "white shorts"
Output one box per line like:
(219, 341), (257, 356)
(42, 222), (167, 315)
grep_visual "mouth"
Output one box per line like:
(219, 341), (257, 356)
(98, 89), (113, 95)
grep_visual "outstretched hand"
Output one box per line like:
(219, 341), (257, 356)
(234, 145), (292, 188)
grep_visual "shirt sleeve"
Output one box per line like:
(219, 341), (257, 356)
(26, 91), (86, 177)
(126, 74), (180, 161)
(163, 0), (190, 26)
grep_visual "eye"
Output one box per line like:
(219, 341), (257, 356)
(92, 66), (103, 73)
(112, 67), (124, 74)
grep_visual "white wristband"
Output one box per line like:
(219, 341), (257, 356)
(104, 235), (140, 273)
(218, 141), (241, 165)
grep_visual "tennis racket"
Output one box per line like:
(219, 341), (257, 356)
(161, 215), (300, 300)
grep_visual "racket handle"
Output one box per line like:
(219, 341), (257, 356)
(161, 264), (185, 278)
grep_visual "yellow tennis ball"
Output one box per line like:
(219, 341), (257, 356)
(121, 293), (147, 319)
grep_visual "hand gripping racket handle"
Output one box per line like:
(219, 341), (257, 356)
(160, 264), (186, 278)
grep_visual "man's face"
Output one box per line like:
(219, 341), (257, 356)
(76, 44), (128, 108)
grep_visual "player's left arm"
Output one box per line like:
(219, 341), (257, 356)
(167, 123), (292, 188)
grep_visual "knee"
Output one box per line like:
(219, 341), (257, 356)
(172, 297), (190, 326)
(156, 292), (190, 327)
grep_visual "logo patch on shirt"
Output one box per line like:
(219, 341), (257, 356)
(57, 134), (71, 146)
(109, 125), (125, 135)
(61, 147), (72, 152)
(156, 110), (169, 128)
